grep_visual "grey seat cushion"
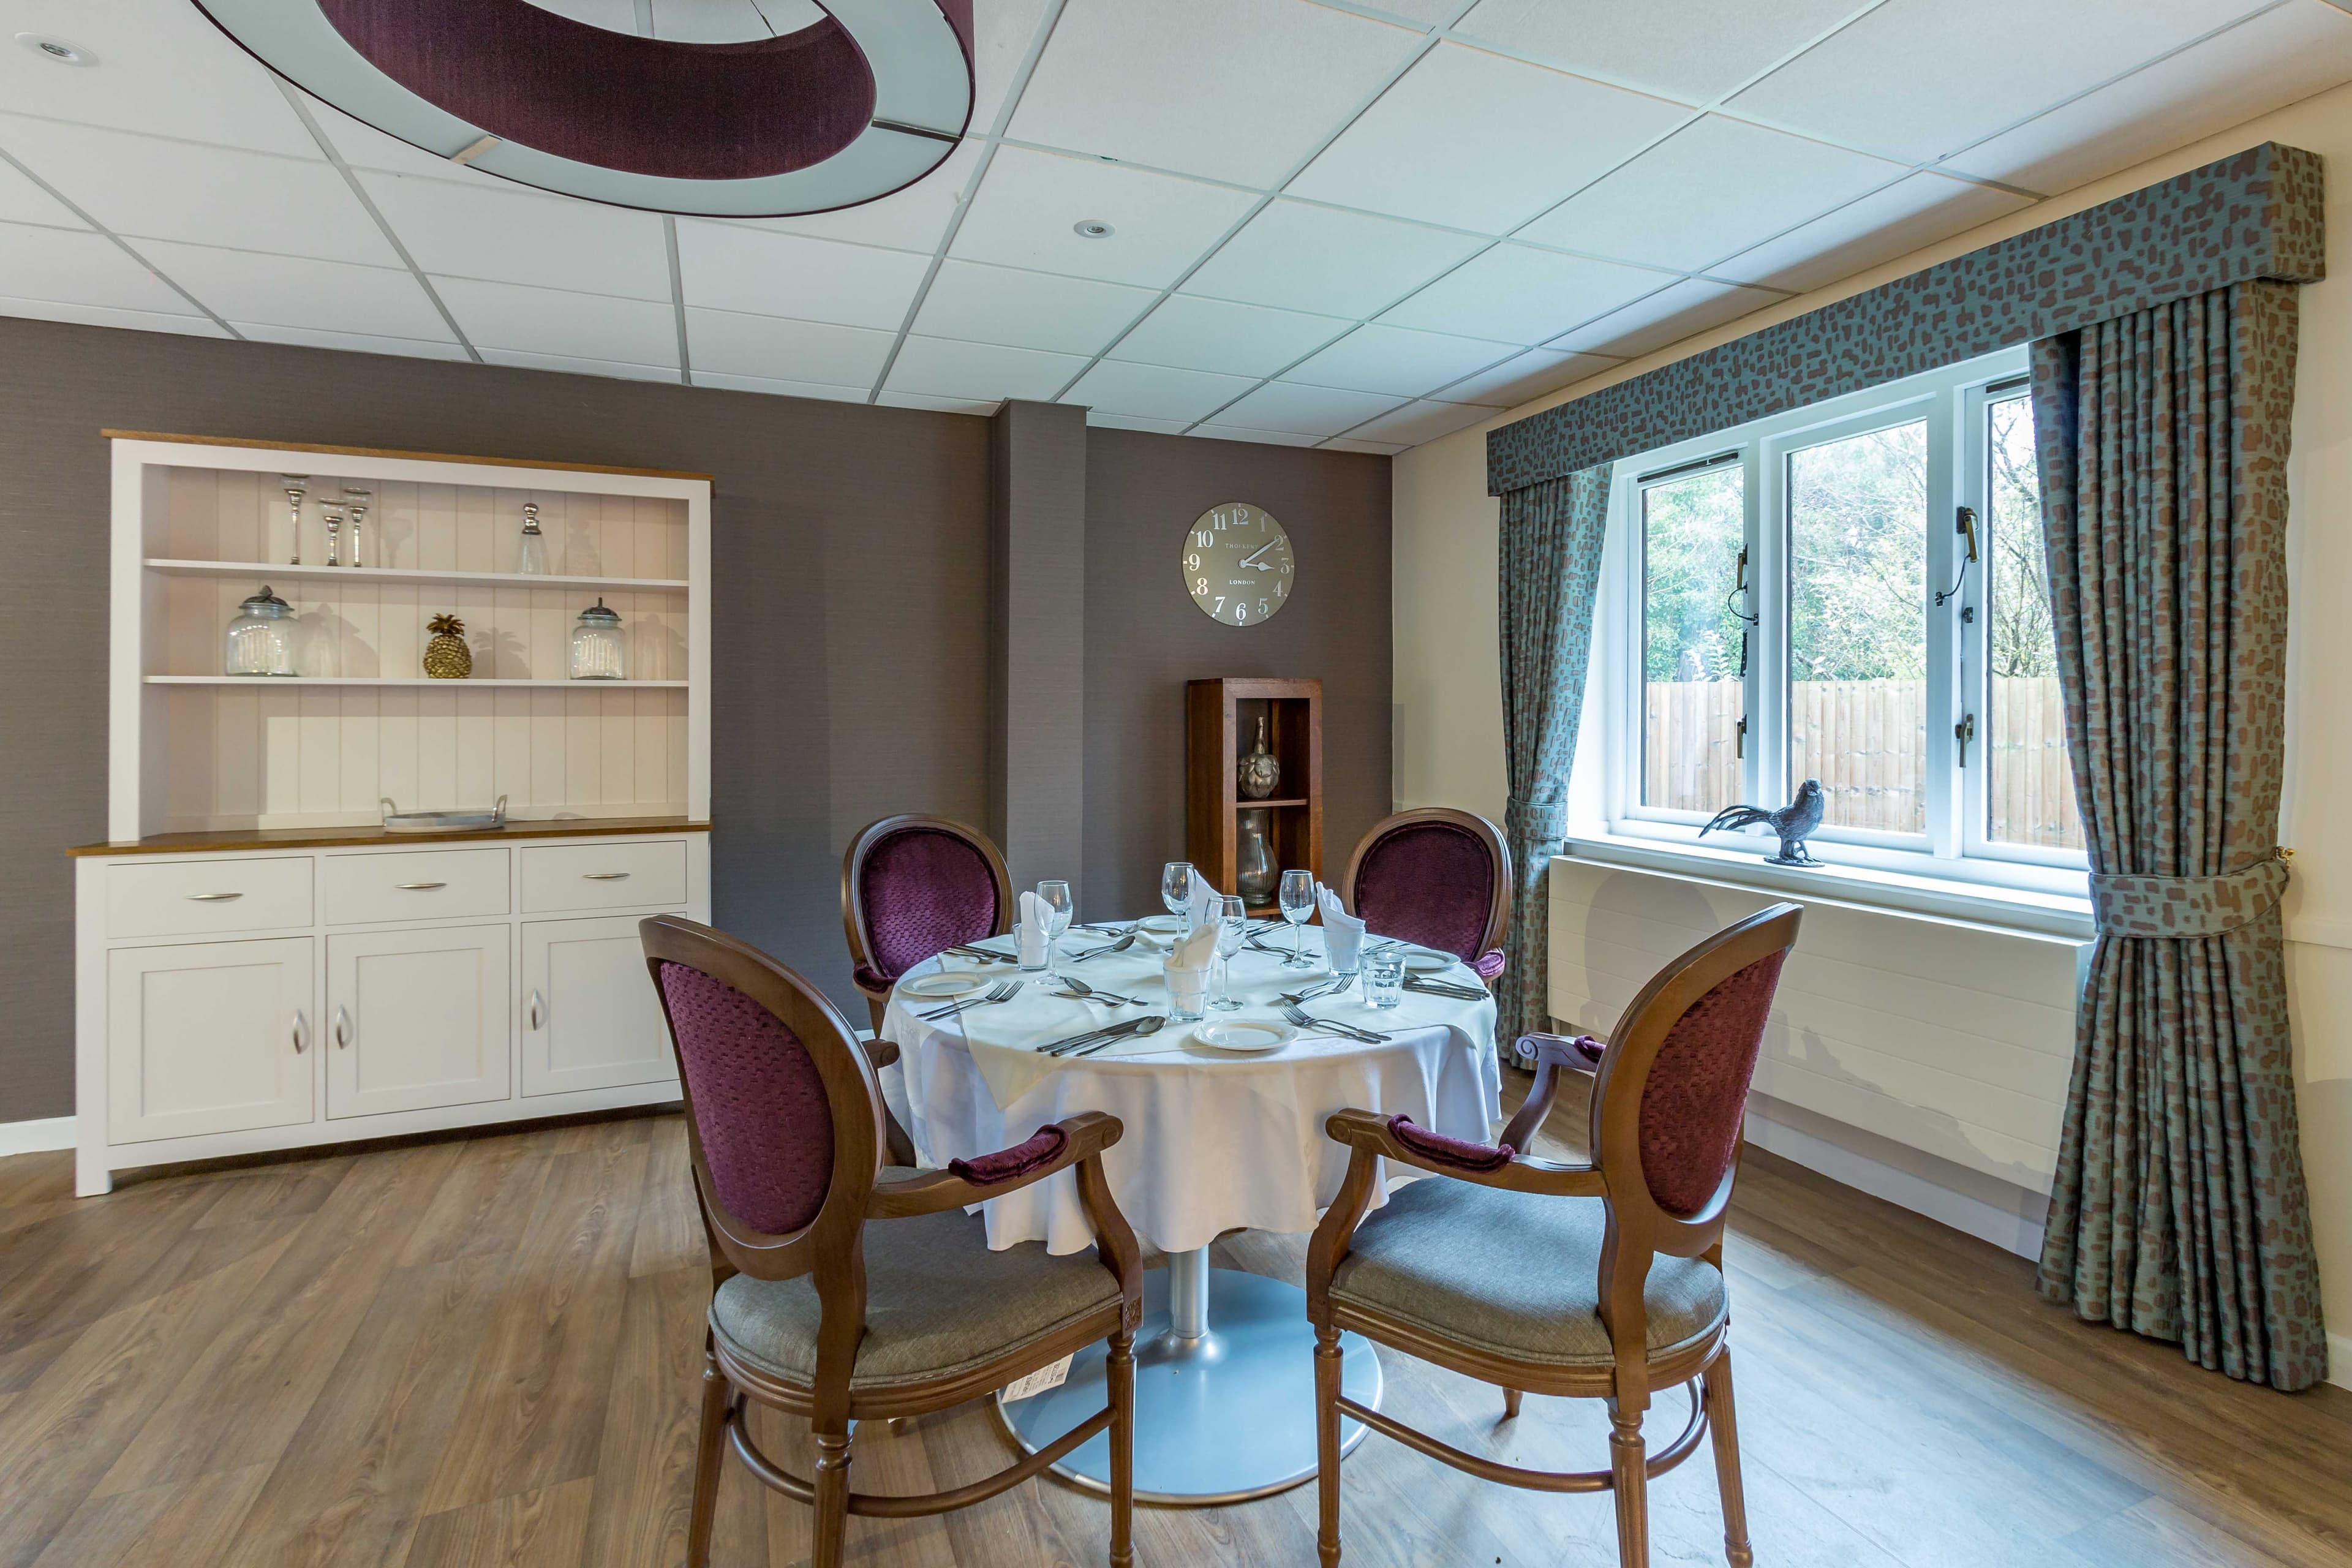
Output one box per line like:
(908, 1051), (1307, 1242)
(712, 1199), (1121, 1392)
(1330, 1175), (1725, 1368)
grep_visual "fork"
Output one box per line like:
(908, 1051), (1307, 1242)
(919, 979), (1023, 1020)
(1278, 977), (1349, 1005)
(1280, 1001), (1388, 1044)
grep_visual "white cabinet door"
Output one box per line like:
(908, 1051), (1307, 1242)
(325, 925), (512, 1120)
(106, 938), (314, 1144)
(521, 916), (677, 1097)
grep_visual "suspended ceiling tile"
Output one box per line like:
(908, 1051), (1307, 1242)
(1322, 435), (1409, 455)
(1942, 1), (2352, 194)
(913, 259), (1156, 356)
(0, 218), (205, 316)
(674, 218), (931, 329)
(1284, 322), (1520, 398)
(742, 138), (985, 251)
(231, 322), (472, 361)
(0, 115), (396, 265)
(478, 347), (684, 383)
(1726, 0), (2269, 167)
(1108, 294), (1351, 379)
(884, 334), (1091, 401)
(1179, 199), (1485, 320)
(693, 371), (870, 402)
(135, 241), (456, 341)
(684, 307), (897, 386)
(434, 276), (682, 365)
(1086, 412), (1194, 434)
(358, 171), (674, 301)
(0, 0), (320, 156)
(1709, 172), (2033, 295)
(1436, 346), (1616, 407)
(1009, 0), (1423, 186)
(297, 95), (511, 192)
(1547, 275), (1780, 358)
(0, 295), (223, 336)
(1286, 42), (1692, 234)
(1216, 380), (1408, 437)
(1193, 423), (1325, 448)
(1347, 398), (1494, 446)
(1517, 115), (1905, 273)
(1454, 0), (1861, 104)
(1378, 242), (1669, 345)
(1064, 358), (1262, 423)
(971, 0), (1057, 134)
(0, 157), (81, 228)
(948, 145), (1258, 288)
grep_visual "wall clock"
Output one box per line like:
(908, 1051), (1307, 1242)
(1185, 502), (1294, 626)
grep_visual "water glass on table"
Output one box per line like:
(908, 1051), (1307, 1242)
(1278, 870), (1316, 970)
(1363, 947), (1406, 1009)
(1036, 880), (1072, 972)
(1212, 895), (1248, 1011)
(1163, 960), (1208, 1022)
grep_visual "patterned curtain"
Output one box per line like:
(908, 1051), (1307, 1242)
(1494, 467), (1610, 1047)
(2029, 281), (2326, 1390)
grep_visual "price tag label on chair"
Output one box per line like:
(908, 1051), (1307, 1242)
(1000, 1356), (1073, 1403)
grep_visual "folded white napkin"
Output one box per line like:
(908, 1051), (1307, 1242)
(1017, 890), (1049, 966)
(1317, 882), (1366, 973)
(1170, 919), (1220, 972)
(1187, 874), (1226, 933)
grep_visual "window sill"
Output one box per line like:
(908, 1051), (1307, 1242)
(1559, 829), (2094, 941)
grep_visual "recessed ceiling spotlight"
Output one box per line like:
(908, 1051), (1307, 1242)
(16, 33), (97, 67)
(1074, 220), (1114, 239)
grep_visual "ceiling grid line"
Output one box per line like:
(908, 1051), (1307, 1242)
(664, 216), (693, 384)
(0, 141), (245, 339)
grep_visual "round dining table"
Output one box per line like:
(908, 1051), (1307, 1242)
(880, 916), (1501, 1504)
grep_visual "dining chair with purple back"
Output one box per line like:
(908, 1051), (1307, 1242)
(641, 915), (1142, 1568)
(842, 814), (1015, 1033)
(1340, 808), (1512, 981)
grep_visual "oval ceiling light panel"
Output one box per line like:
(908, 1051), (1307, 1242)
(189, 0), (972, 217)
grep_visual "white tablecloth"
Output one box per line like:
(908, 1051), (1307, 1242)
(881, 920), (1501, 1255)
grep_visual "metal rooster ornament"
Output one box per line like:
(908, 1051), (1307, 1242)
(1700, 778), (1825, 867)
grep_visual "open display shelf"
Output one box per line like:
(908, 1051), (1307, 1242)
(1185, 677), (1323, 916)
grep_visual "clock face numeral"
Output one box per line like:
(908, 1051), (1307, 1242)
(1184, 502), (1294, 627)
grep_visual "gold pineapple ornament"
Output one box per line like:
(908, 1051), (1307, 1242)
(423, 612), (472, 679)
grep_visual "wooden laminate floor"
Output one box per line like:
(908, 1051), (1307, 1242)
(1, 1087), (2346, 1568)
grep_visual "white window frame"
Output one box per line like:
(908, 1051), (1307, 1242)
(1596, 347), (2089, 895)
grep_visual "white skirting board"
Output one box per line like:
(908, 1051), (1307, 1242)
(2332, 1334), (2351, 1392)
(0, 1117), (75, 1156)
(1743, 1093), (2048, 1259)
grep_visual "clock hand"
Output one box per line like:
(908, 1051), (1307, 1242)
(1237, 540), (1278, 568)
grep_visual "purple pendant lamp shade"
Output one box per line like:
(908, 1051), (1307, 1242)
(189, 0), (974, 217)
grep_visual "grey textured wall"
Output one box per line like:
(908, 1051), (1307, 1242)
(0, 318), (1392, 1124)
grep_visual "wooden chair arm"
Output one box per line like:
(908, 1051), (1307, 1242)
(1497, 1032), (1605, 1153)
(857, 1035), (900, 1071)
(1322, 1108), (1605, 1198)
(867, 1111), (1123, 1219)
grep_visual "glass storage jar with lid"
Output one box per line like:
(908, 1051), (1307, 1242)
(568, 598), (626, 679)
(224, 586), (297, 676)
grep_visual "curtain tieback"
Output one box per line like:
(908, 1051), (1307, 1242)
(1504, 797), (1569, 844)
(2089, 855), (2290, 938)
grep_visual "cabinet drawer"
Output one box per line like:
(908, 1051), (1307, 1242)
(323, 848), (510, 925)
(107, 856), (313, 940)
(521, 840), (687, 913)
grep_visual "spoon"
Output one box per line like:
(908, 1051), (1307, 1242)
(1044, 1014), (1164, 1057)
(1069, 929), (1139, 962)
(1055, 976), (1143, 1005)
(1068, 1015), (1167, 1057)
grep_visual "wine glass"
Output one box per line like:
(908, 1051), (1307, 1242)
(1278, 870), (1316, 970)
(1036, 880), (1072, 973)
(1212, 895), (1248, 1010)
(1161, 861), (1195, 921)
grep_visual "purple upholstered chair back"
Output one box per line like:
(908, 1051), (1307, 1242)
(654, 959), (837, 1235)
(858, 824), (1006, 979)
(1348, 816), (1502, 962)
(1635, 948), (1787, 1218)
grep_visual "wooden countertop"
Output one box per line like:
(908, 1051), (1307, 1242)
(69, 815), (711, 856)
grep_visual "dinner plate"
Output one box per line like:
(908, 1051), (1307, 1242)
(1403, 951), (1454, 974)
(1134, 915), (1186, 945)
(1192, 1019), (1292, 1053)
(902, 971), (990, 999)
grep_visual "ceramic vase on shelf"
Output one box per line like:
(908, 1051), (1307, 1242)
(515, 502), (549, 575)
(1238, 715), (1281, 799)
(569, 598), (625, 679)
(423, 612), (472, 679)
(1235, 809), (1278, 905)
(224, 586), (296, 676)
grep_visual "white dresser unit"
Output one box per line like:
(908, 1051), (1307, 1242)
(73, 435), (712, 1196)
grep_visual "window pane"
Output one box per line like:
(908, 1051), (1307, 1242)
(1787, 421), (1928, 833)
(1640, 466), (1745, 813)
(1985, 396), (2082, 849)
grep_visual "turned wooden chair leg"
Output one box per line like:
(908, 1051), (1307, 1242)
(1315, 1325), (1344, 1568)
(1608, 1402), (1649, 1568)
(686, 1351), (730, 1568)
(811, 1425), (853, 1568)
(1703, 1352), (1754, 1567)
(1501, 1387), (1523, 1420)
(1108, 1328), (1136, 1568)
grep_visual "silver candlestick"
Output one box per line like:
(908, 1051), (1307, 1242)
(343, 488), (371, 568)
(323, 503), (344, 568)
(281, 475), (309, 566)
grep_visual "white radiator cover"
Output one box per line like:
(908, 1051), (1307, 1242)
(1547, 856), (2089, 1196)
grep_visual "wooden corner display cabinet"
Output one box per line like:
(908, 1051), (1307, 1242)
(1185, 677), (1322, 916)
(70, 434), (714, 1196)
